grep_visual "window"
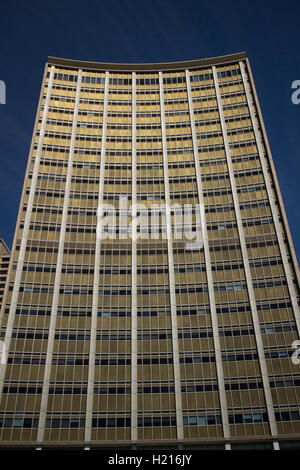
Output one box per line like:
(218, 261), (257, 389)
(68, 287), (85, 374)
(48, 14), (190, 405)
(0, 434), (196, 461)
(13, 418), (23, 428)
(183, 415), (220, 426)
(243, 413), (263, 424)
(261, 327), (275, 334)
(189, 416), (198, 425)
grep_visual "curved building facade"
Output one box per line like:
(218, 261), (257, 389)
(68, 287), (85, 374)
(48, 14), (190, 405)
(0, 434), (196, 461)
(0, 52), (300, 450)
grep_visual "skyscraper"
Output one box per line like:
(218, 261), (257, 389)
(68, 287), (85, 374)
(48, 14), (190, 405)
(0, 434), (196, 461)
(0, 52), (299, 450)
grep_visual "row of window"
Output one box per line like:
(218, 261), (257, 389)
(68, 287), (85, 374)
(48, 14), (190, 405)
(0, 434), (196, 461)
(11, 304), (258, 317)
(17, 280), (286, 296)
(7, 322), (297, 345)
(3, 378), (300, 395)
(16, 243), (271, 257)
(48, 94), (228, 107)
(35, 152), (258, 171)
(48, 86), (243, 105)
(10, 301), (291, 316)
(14, 308), (173, 318)
(40, 129), (250, 143)
(50, 68), (238, 85)
(34, 139), (254, 156)
(43, 106), (243, 120)
(43, 113), (248, 129)
(21, 265), (189, 274)
(44, 113), (247, 129)
(49, 80), (240, 100)
(6, 339), (292, 361)
(34, 169), (261, 185)
(27, 201), (269, 220)
(24, 218), (272, 233)
(21, 221), (272, 237)
(44, 97), (245, 110)
(30, 182), (265, 200)
(1, 408), (299, 429)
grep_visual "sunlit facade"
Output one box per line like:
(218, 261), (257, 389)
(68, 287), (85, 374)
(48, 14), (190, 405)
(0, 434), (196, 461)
(0, 52), (300, 450)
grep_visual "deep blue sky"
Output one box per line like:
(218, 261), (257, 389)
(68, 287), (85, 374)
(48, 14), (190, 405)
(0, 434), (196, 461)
(0, 0), (299, 264)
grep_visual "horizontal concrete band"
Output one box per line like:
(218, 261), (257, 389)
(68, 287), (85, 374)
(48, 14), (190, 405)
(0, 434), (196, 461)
(16, 234), (278, 251)
(0, 436), (299, 448)
(47, 52), (246, 72)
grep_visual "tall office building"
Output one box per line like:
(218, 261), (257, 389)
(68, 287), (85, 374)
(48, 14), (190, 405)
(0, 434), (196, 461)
(0, 52), (299, 451)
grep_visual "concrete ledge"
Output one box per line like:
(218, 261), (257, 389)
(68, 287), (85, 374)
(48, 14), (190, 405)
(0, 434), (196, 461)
(47, 52), (246, 72)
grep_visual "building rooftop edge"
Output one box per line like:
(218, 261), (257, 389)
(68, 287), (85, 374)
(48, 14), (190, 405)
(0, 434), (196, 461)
(47, 51), (247, 72)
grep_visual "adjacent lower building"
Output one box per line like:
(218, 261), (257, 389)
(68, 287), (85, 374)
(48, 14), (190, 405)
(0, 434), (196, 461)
(0, 52), (299, 450)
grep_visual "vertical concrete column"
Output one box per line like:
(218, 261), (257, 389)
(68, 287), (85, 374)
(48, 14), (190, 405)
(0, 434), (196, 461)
(37, 69), (82, 441)
(131, 72), (138, 441)
(185, 69), (230, 441)
(213, 66), (278, 438)
(84, 71), (110, 442)
(239, 60), (300, 336)
(0, 66), (56, 400)
(159, 71), (183, 440)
